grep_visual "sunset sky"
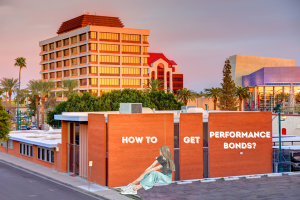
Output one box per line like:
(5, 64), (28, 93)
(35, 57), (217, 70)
(0, 0), (299, 92)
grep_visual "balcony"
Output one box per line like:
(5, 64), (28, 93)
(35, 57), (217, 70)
(79, 40), (86, 43)
(100, 73), (119, 76)
(122, 85), (141, 88)
(88, 50), (98, 53)
(88, 62), (98, 64)
(122, 52), (141, 55)
(88, 38), (97, 41)
(122, 40), (141, 44)
(99, 51), (119, 54)
(79, 62), (87, 66)
(88, 85), (98, 87)
(122, 74), (141, 77)
(122, 63), (141, 66)
(79, 51), (87, 54)
(143, 73), (149, 77)
(70, 42), (77, 46)
(56, 56), (62, 60)
(79, 74), (87, 77)
(49, 48), (54, 51)
(100, 62), (119, 65)
(100, 85), (120, 88)
(99, 39), (119, 42)
(88, 73), (98, 76)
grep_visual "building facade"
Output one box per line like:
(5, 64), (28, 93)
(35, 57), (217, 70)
(242, 67), (300, 112)
(229, 54), (295, 87)
(39, 14), (183, 98)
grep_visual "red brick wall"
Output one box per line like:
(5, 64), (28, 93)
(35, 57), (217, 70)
(208, 112), (272, 178)
(61, 120), (68, 172)
(180, 113), (203, 180)
(107, 114), (174, 187)
(88, 114), (106, 186)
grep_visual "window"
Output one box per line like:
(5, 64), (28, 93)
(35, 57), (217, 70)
(143, 68), (149, 75)
(122, 45), (140, 53)
(99, 44), (119, 52)
(89, 89), (98, 96)
(49, 63), (55, 70)
(122, 57), (141, 64)
(122, 79), (141, 86)
(64, 70), (69, 77)
(49, 43), (54, 50)
(89, 78), (97, 85)
(80, 79), (87, 86)
(80, 68), (87, 75)
(100, 67), (119, 74)
(80, 56), (87, 64)
(143, 47), (147, 54)
(71, 58), (77, 65)
(122, 68), (141, 75)
(49, 53), (54, 60)
(42, 64), (48, 71)
(89, 55), (98, 62)
(99, 56), (119, 64)
(56, 81), (62, 88)
(122, 34), (141, 42)
(71, 69), (78, 76)
(56, 71), (62, 78)
(143, 79), (149, 86)
(89, 66), (97, 74)
(63, 38), (69, 46)
(56, 61), (62, 68)
(43, 74), (48, 79)
(42, 55), (48, 61)
(79, 45), (86, 53)
(143, 57), (148, 64)
(50, 72), (55, 79)
(64, 59), (69, 67)
(64, 49), (69, 56)
(0, 141), (6, 147)
(143, 35), (148, 43)
(37, 147), (54, 163)
(99, 32), (119, 41)
(88, 32), (97, 39)
(70, 36), (77, 44)
(56, 40), (62, 48)
(19, 143), (33, 157)
(56, 51), (62, 58)
(71, 47), (77, 55)
(100, 78), (119, 85)
(42, 45), (47, 52)
(88, 43), (97, 51)
(79, 33), (86, 41)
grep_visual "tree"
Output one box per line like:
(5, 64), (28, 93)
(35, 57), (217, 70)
(218, 58), (238, 110)
(14, 57), (27, 90)
(175, 88), (196, 106)
(0, 78), (18, 111)
(296, 92), (300, 103)
(46, 101), (68, 127)
(204, 87), (221, 110)
(275, 92), (289, 104)
(45, 95), (58, 110)
(13, 89), (29, 105)
(27, 80), (40, 127)
(144, 79), (164, 92)
(235, 86), (251, 111)
(0, 100), (11, 141)
(57, 79), (79, 98)
(0, 88), (3, 101)
(146, 90), (184, 110)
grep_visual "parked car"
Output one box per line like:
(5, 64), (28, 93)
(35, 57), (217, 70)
(291, 156), (300, 171)
(21, 125), (27, 130)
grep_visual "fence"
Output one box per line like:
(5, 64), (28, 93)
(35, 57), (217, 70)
(272, 148), (292, 173)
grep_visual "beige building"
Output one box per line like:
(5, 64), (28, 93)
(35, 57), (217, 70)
(229, 55), (295, 86)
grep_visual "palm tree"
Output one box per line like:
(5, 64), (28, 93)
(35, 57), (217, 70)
(36, 80), (54, 124)
(144, 79), (164, 92)
(0, 78), (18, 110)
(14, 57), (27, 90)
(0, 88), (3, 100)
(57, 79), (79, 98)
(176, 88), (197, 106)
(235, 86), (251, 111)
(27, 80), (40, 128)
(204, 87), (221, 110)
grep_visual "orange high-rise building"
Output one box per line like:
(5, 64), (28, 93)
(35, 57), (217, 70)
(39, 14), (183, 98)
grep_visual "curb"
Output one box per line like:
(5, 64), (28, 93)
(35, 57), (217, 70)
(0, 159), (112, 200)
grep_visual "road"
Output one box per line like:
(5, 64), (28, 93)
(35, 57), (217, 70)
(0, 162), (103, 200)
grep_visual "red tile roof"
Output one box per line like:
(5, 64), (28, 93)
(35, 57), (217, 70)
(57, 14), (124, 34)
(148, 53), (177, 72)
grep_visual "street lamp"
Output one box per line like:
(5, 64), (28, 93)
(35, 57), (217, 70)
(9, 80), (19, 131)
(274, 104), (286, 172)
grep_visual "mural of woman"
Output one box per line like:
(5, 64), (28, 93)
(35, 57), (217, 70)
(121, 145), (175, 195)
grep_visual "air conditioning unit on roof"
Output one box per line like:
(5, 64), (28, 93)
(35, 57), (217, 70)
(119, 103), (142, 114)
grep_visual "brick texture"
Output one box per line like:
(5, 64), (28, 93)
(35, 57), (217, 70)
(107, 114), (174, 188)
(180, 113), (203, 180)
(208, 112), (272, 178)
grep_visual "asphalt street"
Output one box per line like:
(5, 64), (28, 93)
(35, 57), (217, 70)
(0, 161), (101, 200)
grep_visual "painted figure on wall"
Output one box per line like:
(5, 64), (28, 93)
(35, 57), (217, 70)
(121, 145), (175, 195)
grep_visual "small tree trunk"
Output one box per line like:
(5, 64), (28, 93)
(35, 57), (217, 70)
(239, 98), (243, 111)
(6, 91), (7, 102)
(8, 91), (12, 110)
(214, 97), (217, 110)
(41, 96), (45, 125)
(19, 68), (21, 90)
(36, 94), (39, 129)
(184, 99), (188, 106)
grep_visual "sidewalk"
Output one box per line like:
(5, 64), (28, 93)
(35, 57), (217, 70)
(0, 152), (129, 200)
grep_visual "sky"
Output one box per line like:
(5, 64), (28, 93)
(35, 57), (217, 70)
(0, 0), (299, 93)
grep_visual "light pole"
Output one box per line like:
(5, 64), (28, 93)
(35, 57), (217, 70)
(9, 80), (19, 131)
(274, 104), (286, 172)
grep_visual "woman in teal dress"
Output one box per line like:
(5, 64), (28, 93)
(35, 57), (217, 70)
(121, 145), (175, 195)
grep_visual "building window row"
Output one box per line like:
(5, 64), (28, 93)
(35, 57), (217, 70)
(37, 147), (54, 163)
(100, 67), (119, 74)
(122, 67), (140, 75)
(20, 143), (33, 157)
(100, 44), (119, 52)
(100, 78), (119, 86)
(41, 32), (148, 52)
